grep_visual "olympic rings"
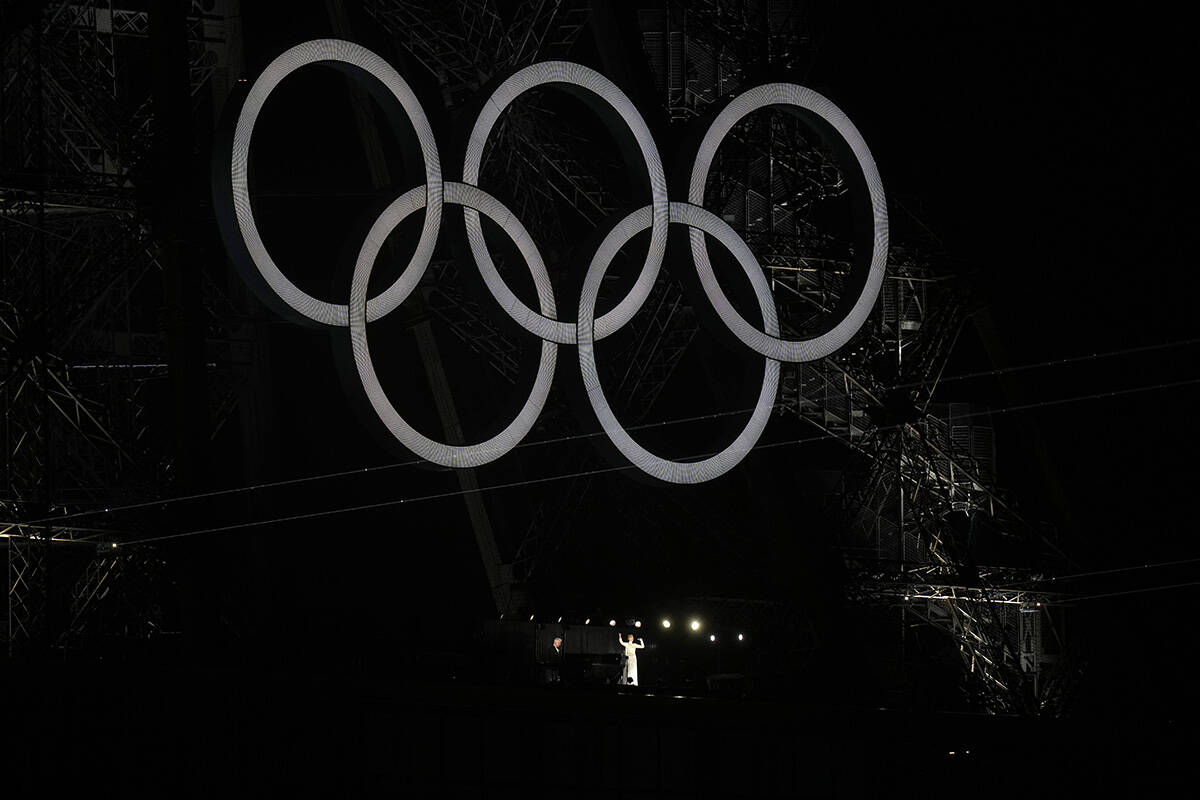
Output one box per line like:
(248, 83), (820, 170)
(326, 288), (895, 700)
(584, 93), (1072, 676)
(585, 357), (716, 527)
(218, 39), (888, 483)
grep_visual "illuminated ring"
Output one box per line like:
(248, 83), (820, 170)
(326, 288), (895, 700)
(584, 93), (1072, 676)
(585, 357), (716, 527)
(349, 182), (557, 468)
(230, 39), (443, 327)
(578, 202), (780, 484)
(462, 61), (669, 345)
(688, 83), (888, 362)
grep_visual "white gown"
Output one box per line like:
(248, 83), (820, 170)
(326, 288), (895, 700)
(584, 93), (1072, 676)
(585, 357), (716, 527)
(619, 637), (645, 685)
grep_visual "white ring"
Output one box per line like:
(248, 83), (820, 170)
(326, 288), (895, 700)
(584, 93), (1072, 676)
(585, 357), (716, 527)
(462, 61), (669, 344)
(349, 182), (557, 468)
(577, 202), (780, 484)
(688, 83), (888, 362)
(230, 39), (443, 327)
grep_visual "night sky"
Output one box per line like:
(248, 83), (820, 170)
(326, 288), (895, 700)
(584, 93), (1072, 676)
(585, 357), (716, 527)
(175, 3), (1198, 716)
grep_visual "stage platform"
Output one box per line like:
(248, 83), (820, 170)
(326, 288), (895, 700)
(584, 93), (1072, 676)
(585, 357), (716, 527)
(2, 657), (1197, 796)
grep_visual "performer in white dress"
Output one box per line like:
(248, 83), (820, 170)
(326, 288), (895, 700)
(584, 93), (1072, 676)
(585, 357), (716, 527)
(618, 633), (645, 686)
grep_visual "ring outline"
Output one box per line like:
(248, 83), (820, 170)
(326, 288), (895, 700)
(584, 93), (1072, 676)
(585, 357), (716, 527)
(349, 182), (558, 468)
(578, 201), (781, 484)
(462, 61), (670, 344)
(230, 38), (443, 327)
(688, 83), (888, 362)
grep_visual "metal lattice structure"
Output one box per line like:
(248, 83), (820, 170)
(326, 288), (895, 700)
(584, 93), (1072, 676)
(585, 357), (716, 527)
(636, 1), (1071, 714)
(1, 0), (240, 651)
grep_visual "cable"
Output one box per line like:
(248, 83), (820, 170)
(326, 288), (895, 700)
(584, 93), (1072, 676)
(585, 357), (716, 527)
(14, 403), (788, 528)
(925, 377), (1200, 423)
(1070, 581), (1200, 603)
(98, 375), (1200, 548)
(101, 460), (636, 546)
(998, 556), (1200, 589)
(22, 362), (1200, 539)
(888, 336), (1200, 392)
(22, 331), (1200, 529)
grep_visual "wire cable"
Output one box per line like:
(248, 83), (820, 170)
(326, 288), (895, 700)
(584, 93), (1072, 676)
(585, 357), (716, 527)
(1070, 580), (1200, 603)
(998, 556), (1200, 589)
(11, 341), (1196, 536)
(887, 336), (1200, 392)
(11, 404), (790, 528)
(96, 375), (1200, 548)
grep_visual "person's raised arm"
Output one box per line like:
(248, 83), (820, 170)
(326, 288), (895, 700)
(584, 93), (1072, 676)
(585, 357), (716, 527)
(635, 639), (645, 649)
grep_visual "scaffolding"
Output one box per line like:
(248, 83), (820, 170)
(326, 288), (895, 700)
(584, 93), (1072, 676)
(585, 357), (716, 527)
(1, 0), (240, 651)
(633, 0), (1070, 714)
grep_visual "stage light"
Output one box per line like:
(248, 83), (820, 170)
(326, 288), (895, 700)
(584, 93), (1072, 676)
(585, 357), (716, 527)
(111, 543), (118, 549)
(737, 633), (744, 641)
(529, 614), (535, 621)
(585, 618), (591, 625)
(634, 620), (642, 628)
(557, 616), (563, 623)
(709, 634), (716, 642)
(662, 619), (671, 628)
(609, 619), (616, 627)
(1036, 602), (1042, 607)
(690, 619), (701, 631)
(904, 595), (910, 601)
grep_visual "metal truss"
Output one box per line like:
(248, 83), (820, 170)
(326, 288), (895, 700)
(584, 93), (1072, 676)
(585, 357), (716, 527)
(844, 560), (1059, 606)
(5, 526), (47, 646)
(56, 542), (171, 648)
(831, 390), (1069, 712)
(1, 1), (238, 650)
(635, 0), (1075, 714)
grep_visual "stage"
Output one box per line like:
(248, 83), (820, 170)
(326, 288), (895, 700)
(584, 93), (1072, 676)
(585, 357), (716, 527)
(2, 656), (1194, 797)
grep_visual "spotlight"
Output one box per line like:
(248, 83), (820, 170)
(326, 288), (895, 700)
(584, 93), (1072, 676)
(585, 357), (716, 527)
(609, 619), (616, 627)
(662, 619), (671, 629)
(585, 618), (591, 625)
(737, 633), (744, 641)
(904, 595), (910, 601)
(690, 620), (701, 631)
(1036, 602), (1042, 607)
(111, 542), (118, 549)
(529, 614), (535, 621)
(709, 634), (716, 642)
(634, 620), (642, 628)
(557, 616), (563, 623)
